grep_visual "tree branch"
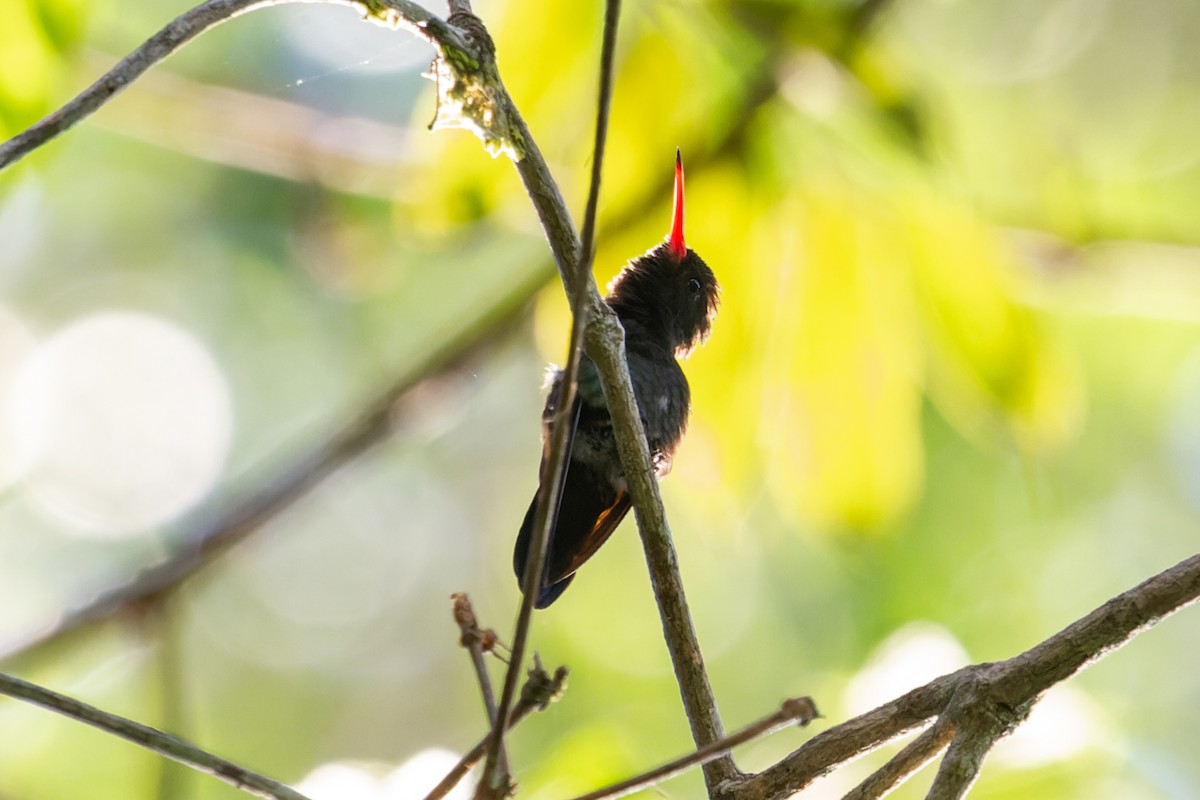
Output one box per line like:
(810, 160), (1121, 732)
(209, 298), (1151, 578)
(588, 317), (740, 791)
(451, 594), (508, 779)
(727, 673), (960, 800)
(566, 698), (818, 800)
(477, 0), (621, 794)
(0, 671), (309, 800)
(424, 657), (568, 800)
(841, 720), (955, 800)
(924, 730), (986, 800)
(498, 21), (740, 800)
(0, 0), (474, 171)
(0, 273), (539, 665)
(728, 552), (1200, 800)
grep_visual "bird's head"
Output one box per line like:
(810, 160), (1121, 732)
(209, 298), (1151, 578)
(606, 151), (720, 357)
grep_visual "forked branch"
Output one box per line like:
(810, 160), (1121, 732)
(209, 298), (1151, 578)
(725, 552), (1200, 800)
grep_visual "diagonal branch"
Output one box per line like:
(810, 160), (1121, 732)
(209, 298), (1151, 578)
(0, 273), (540, 665)
(498, 24), (739, 800)
(0, 0), (474, 171)
(842, 720), (955, 800)
(0, 671), (310, 800)
(566, 698), (818, 800)
(726, 672), (960, 800)
(727, 552), (1200, 800)
(924, 729), (987, 800)
(584, 318), (739, 791)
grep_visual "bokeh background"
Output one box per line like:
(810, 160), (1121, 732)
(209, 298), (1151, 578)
(2, 0), (1200, 797)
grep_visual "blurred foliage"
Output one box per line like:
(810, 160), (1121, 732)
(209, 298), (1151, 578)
(2, 0), (1200, 799)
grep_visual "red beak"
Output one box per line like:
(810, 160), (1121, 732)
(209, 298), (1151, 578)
(669, 149), (686, 260)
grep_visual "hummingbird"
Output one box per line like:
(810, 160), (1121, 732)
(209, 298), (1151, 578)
(513, 151), (720, 608)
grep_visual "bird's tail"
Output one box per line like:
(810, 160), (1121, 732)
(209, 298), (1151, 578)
(513, 497), (575, 608)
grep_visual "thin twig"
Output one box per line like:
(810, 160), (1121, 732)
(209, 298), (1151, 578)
(0, 672), (309, 800)
(478, 290), (584, 796)
(0, 0), (469, 170)
(476, 196), (586, 795)
(451, 594), (507, 778)
(425, 660), (568, 800)
(477, 0), (623, 795)
(841, 720), (955, 800)
(567, 698), (818, 800)
(451, 594), (501, 724)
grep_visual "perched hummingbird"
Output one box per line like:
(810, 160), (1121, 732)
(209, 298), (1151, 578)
(513, 151), (720, 608)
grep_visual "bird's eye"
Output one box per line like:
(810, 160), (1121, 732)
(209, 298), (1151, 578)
(687, 278), (701, 293)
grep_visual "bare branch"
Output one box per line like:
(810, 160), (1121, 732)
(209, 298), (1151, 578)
(591, 340), (740, 791)
(424, 658), (568, 800)
(730, 553), (1200, 800)
(498, 18), (739, 799)
(477, 285), (584, 798)
(924, 731), (987, 800)
(729, 673), (959, 800)
(842, 720), (955, 800)
(451, 594), (507, 778)
(0, 671), (310, 800)
(991, 552), (1200, 692)
(567, 698), (818, 800)
(0, 0), (470, 170)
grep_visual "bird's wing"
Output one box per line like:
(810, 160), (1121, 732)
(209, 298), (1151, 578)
(547, 484), (633, 585)
(514, 394), (583, 585)
(544, 471), (632, 585)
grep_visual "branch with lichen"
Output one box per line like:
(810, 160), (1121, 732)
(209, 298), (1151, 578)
(0, 0), (498, 170)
